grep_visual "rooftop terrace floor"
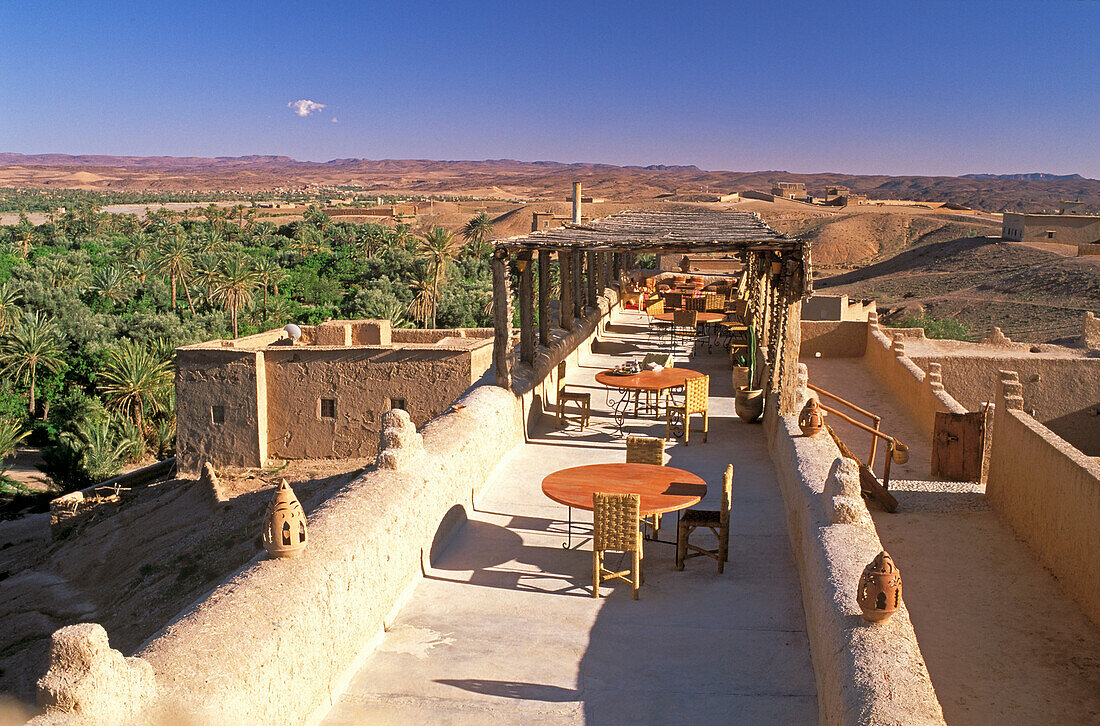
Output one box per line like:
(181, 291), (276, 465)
(324, 310), (818, 725)
(806, 357), (1100, 726)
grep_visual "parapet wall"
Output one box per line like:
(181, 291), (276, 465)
(762, 375), (945, 725)
(391, 327), (494, 343)
(987, 372), (1100, 627)
(861, 319), (968, 440)
(800, 320), (868, 358)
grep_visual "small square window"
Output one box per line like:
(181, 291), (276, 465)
(211, 405), (225, 424)
(320, 398), (336, 419)
(1047, 230), (1056, 239)
(389, 397), (407, 412)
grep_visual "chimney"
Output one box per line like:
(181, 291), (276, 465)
(572, 181), (582, 224)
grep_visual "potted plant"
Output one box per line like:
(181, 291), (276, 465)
(734, 326), (764, 422)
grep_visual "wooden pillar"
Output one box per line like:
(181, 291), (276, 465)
(613, 252), (622, 285)
(518, 251), (535, 365)
(558, 250), (573, 331)
(491, 248), (512, 388)
(585, 251), (597, 308)
(778, 294), (802, 414)
(538, 250), (551, 346)
(572, 251), (584, 320)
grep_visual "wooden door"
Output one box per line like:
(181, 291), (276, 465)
(932, 411), (987, 482)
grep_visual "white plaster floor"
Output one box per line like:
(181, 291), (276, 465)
(805, 356), (1100, 726)
(323, 310), (818, 725)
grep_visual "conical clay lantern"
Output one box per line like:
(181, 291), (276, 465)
(262, 479), (308, 558)
(857, 551), (902, 623)
(798, 397), (827, 438)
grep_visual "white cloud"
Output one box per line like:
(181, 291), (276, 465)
(331, 117), (338, 124)
(288, 99), (326, 117)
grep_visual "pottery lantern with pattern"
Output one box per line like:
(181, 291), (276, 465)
(857, 551), (902, 623)
(798, 397), (827, 438)
(262, 479), (308, 558)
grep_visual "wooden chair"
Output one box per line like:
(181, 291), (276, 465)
(684, 296), (707, 312)
(677, 464), (733, 573)
(634, 353), (672, 415)
(665, 374), (709, 445)
(593, 492), (643, 599)
(627, 435), (665, 535)
(704, 293), (726, 312)
(670, 310), (702, 356)
(644, 298), (670, 344)
(556, 360), (590, 430)
(663, 292), (683, 310)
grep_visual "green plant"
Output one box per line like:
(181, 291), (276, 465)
(733, 325), (758, 389)
(0, 417), (29, 474)
(892, 314), (971, 341)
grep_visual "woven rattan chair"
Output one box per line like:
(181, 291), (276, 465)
(663, 292), (683, 310)
(665, 374), (709, 445)
(556, 360), (590, 430)
(593, 492), (643, 599)
(676, 464), (733, 573)
(645, 298), (670, 343)
(626, 435), (665, 535)
(684, 296), (706, 312)
(670, 310), (703, 356)
(704, 293), (726, 312)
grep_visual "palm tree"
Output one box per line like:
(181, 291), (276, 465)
(461, 212), (495, 257)
(0, 282), (21, 334)
(253, 256), (284, 319)
(157, 225), (196, 314)
(408, 263), (436, 329)
(0, 311), (65, 417)
(88, 265), (129, 306)
(213, 256), (258, 338)
(12, 215), (37, 258)
(0, 418), (29, 474)
(119, 232), (156, 264)
(417, 226), (461, 328)
(191, 253), (223, 305)
(61, 419), (129, 484)
(99, 340), (173, 427)
(128, 258), (158, 284)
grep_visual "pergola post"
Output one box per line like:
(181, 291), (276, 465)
(613, 252), (622, 285)
(558, 250), (573, 331)
(491, 248), (512, 388)
(572, 251), (584, 320)
(586, 251), (597, 308)
(518, 251), (535, 365)
(538, 250), (551, 346)
(778, 294), (802, 414)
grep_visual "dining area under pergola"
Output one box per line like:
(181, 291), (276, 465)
(490, 208), (812, 414)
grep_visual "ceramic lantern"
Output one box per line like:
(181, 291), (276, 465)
(798, 398), (827, 437)
(262, 479), (308, 558)
(857, 551), (902, 623)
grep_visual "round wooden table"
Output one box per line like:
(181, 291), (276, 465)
(594, 367), (704, 433)
(651, 311), (725, 324)
(542, 463), (707, 547)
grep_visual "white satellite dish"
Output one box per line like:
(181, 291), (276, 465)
(284, 323), (302, 342)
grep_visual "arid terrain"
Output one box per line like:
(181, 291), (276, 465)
(2, 153), (1099, 211)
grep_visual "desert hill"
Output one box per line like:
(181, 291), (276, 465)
(2, 153), (1099, 212)
(817, 234), (1100, 343)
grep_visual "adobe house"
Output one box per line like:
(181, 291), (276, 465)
(1002, 209), (1100, 245)
(174, 319), (493, 475)
(771, 180), (807, 199)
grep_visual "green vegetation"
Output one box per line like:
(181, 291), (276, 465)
(0, 200), (495, 491)
(891, 314), (972, 341)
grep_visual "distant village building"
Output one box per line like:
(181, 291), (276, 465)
(1002, 210), (1100, 245)
(771, 181), (807, 199)
(175, 320), (493, 474)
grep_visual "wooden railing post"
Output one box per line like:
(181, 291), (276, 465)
(572, 251), (584, 320)
(586, 251), (597, 308)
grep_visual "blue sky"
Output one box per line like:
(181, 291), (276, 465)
(2, 1), (1098, 177)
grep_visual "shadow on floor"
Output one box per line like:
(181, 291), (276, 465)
(434, 679), (581, 702)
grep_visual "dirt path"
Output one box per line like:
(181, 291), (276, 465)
(805, 357), (1100, 724)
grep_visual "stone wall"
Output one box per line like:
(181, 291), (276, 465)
(986, 372), (1100, 626)
(264, 347), (473, 461)
(391, 328), (494, 344)
(799, 321), (868, 358)
(762, 373), (946, 725)
(909, 353), (1100, 456)
(176, 348), (266, 474)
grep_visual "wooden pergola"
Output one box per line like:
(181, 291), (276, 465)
(491, 209), (812, 412)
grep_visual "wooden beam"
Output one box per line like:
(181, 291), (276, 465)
(558, 250), (573, 331)
(491, 249), (512, 388)
(518, 251), (535, 365)
(778, 291), (802, 414)
(538, 249), (550, 346)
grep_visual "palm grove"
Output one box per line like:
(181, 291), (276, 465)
(0, 204), (496, 492)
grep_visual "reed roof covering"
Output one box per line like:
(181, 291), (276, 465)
(496, 209), (800, 254)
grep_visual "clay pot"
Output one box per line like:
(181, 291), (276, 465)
(731, 366), (750, 391)
(891, 442), (910, 464)
(798, 398), (827, 437)
(857, 551), (902, 624)
(262, 479), (308, 558)
(734, 386), (764, 423)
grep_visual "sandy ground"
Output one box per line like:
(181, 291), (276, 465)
(804, 356), (1100, 725)
(324, 310), (817, 725)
